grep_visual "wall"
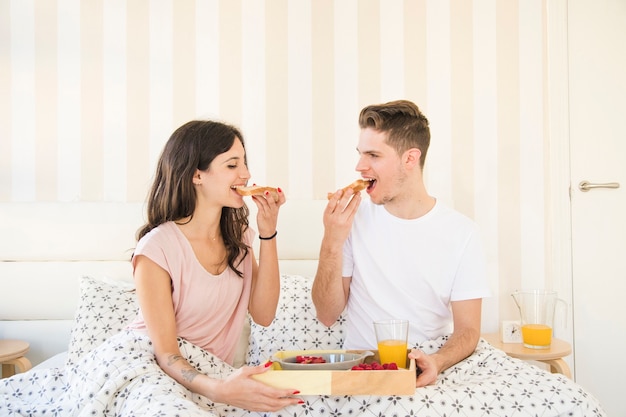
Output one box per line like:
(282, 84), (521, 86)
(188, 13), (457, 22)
(1, 0), (564, 343)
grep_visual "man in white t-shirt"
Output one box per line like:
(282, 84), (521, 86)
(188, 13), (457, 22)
(312, 100), (491, 387)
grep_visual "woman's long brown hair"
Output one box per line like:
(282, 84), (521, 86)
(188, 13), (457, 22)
(136, 120), (250, 277)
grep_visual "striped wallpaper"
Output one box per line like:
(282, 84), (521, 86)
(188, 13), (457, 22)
(1, 0), (570, 332)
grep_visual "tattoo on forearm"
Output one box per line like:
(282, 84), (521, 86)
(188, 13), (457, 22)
(166, 354), (200, 382)
(181, 367), (200, 382)
(167, 354), (184, 365)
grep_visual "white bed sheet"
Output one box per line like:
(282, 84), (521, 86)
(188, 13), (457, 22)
(31, 351), (67, 370)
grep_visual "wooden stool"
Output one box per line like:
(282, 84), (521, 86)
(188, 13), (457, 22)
(482, 333), (572, 378)
(0, 340), (32, 378)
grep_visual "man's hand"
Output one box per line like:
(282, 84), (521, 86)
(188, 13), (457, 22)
(408, 349), (440, 387)
(311, 188), (361, 327)
(323, 188), (361, 244)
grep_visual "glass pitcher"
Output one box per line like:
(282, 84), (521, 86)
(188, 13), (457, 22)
(511, 290), (566, 349)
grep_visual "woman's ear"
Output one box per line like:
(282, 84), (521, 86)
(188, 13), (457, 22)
(192, 170), (202, 185)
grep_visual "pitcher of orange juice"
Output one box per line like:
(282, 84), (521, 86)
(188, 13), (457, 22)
(512, 290), (566, 349)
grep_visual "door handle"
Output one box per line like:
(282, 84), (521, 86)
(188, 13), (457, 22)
(578, 181), (620, 192)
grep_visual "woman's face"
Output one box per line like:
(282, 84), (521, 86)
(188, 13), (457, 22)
(197, 138), (251, 208)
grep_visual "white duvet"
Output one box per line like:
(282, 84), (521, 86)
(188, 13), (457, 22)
(0, 330), (607, 417)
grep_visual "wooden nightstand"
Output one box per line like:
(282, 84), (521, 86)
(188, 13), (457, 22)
(482, 333), (572, 378)
(0, 340), (33, 378)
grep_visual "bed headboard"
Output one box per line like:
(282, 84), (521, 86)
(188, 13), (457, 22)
(0, 199), (326, 366)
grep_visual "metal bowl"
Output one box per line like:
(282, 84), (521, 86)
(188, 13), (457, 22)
(273, 351), (375, 370)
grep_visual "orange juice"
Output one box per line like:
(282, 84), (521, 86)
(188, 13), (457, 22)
(521, 324), (552, 348)
(377, 339), (407, 368)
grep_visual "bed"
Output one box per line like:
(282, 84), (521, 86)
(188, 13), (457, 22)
(0, 201), (607, 416)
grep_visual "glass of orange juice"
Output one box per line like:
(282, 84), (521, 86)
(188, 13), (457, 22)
(373, 319), (408, 368)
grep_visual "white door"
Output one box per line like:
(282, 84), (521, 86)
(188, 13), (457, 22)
(568, 0), (626, 415)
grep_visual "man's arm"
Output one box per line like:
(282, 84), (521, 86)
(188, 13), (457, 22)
(311, 240), (351, 326)
(431, 298), (482, 368)
(409, 298), (482, 386)
(311, 190), (361, 327)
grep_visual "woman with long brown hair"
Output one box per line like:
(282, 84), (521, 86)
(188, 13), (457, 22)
(129, 120), (301, 412)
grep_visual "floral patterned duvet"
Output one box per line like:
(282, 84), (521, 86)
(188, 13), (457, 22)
(0, 275), (607, 417)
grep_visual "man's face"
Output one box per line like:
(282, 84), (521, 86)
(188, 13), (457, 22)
(355, 128), (406, 205)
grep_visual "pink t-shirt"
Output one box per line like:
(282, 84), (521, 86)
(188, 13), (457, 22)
(128, 222), (254, 365)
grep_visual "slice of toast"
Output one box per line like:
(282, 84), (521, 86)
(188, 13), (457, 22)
(327, 179), (372, 199)
(235, 186), (279, 201)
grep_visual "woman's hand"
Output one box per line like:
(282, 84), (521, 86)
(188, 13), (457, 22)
(209, 363), (302, 412)
(248, 186), (284, 326)
(251, 186), (286, 238)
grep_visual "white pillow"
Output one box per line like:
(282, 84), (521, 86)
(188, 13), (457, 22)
(66, 275), (139, 367)
(66, 275), (251, 368)
(246, 274), (345, 365)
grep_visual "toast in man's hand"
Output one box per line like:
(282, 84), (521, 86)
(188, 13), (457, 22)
(327, 179), (372, 199)
(234, 185), (279, 201)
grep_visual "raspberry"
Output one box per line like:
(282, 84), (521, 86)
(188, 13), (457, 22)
(350, 361), (399, 371)
(295, 355), (326, 364)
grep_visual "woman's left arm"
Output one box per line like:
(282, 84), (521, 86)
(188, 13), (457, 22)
(248, 188), (285, 325)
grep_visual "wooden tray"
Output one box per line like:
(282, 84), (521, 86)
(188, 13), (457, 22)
(252, 349), (416, 395)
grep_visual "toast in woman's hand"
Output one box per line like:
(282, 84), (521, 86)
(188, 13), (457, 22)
(234, 185), (279, 201)
(327, 179), (373, 199)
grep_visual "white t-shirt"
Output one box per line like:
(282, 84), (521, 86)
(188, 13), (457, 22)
(342, 199), (491, 350)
